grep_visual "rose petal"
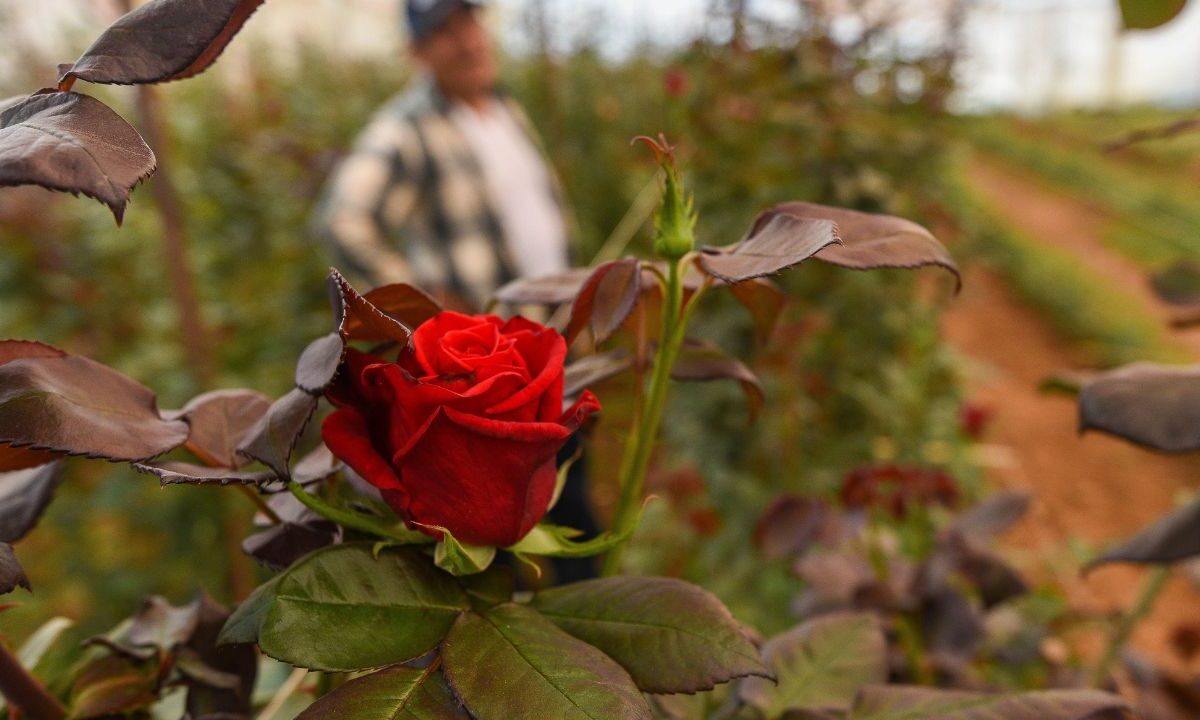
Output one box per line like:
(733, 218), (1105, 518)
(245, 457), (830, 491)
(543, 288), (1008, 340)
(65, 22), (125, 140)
(413, 311), (504, 376)
(391, 403), (595, 547)
(486, 326), (567, 418)
(321, 408), (406, 496)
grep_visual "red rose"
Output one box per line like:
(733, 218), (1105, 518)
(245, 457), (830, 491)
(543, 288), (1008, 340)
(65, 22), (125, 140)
(321, 311), (599, 548)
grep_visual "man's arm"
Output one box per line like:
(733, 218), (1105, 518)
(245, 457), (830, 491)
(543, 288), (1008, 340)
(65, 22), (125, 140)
(315, 113), (424, 287)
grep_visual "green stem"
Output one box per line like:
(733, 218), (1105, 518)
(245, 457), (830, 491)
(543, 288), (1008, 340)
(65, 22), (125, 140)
(602, 258), (690, 575)
(286, 482), (430, 545)
(1091, 566), (1171, 687)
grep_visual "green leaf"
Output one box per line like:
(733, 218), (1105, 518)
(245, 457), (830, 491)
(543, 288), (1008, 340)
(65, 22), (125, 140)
(740, 613), (887, 717)
(296, 665), (469, 720)
(218, 573), (283, 647)
(849, 686), (1127, 720)
(434, 530), (497, 576)
(260, 543), (468, 671)
(443, 604), (652, 720)
(1119, 0), (1188, 29)
(532, 577), (769, 694)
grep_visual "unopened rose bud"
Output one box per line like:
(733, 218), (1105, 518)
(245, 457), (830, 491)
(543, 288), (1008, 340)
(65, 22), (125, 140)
(635, 134), (697, 261)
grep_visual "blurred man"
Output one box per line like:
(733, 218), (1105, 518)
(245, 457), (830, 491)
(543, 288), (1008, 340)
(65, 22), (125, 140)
(316, 1), (598, 581)
(316, 0), (570, 309)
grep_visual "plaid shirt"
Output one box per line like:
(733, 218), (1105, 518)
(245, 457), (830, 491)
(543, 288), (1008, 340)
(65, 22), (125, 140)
(314, 76), (569, 309)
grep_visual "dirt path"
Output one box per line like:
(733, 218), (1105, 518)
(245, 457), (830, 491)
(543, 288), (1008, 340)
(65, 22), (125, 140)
(942, 157), (1200, 675)
(966, 155), (1200, 357)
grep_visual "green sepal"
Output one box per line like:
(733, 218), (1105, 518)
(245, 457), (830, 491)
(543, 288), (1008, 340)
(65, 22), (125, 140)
(507, 517), (641, 559)
(548, 446), (583, 511)
(433, 529), (497, 577)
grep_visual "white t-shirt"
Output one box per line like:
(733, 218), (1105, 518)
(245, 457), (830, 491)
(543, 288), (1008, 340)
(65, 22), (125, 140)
(448, 99), (569, 279)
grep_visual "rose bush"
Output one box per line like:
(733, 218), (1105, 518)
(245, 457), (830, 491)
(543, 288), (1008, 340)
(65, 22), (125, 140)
(321, 311), (600, 548)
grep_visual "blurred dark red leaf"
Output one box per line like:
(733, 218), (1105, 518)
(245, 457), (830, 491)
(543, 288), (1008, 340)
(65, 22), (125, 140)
(0, 543), (29, 594)
(492, 268), (594, 306)
(236, 388), (318, 479)
(564, 350), (634, 400)
(754, 496), (834, 561)
(1087, 497), (1200, 572)
(58, 0), (267, 87)
(699, 214), (840, 283)
(169, 389), (273, 468)
(0, 91), (155, 224)
(729, 278), (786, 345)
(851, 685), (1127, 719)
(0, 461), (63, 543)
(1079, 363), (1200, 453)
(0, 352), (188, 463)
(566, 259), (643, 345)
(671, 341), (764, 420)
(752, 202), (960, 290)
(182, 595), (257, 717)
(949, 491), (1031, 544)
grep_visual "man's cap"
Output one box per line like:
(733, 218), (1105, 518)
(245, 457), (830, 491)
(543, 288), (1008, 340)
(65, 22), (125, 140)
(406, 0), (484, 43)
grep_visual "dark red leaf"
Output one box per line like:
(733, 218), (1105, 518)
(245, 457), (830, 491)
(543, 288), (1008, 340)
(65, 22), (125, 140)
(295, 333), (345, 396)
(133, 462), (275, 488)
(242, 521), (340, 571)
(729, 278), (786, 345)
(1086, 497), (1200, 572)
(0, 91), (155, 224)
(749, 202), (960, 290)
(753, 496), (835, 560)
(351, 283), (443, 335)
(0, 353), (188, 463)
(291, 444), (343, 487)
(699, 214), (840, 283)
(169, 389), (273, 468)
(1079, 363), (1200, 453)
(0, 543), (29, 595)
(236, 388), (318, 479)
(948, 492), (1031, 544)
(564, 350), (635, 399)
(0, 342), (69, 472)
(671, 341), (764, 420)
(329, 269), (413, 345)
(0, 340), (65, 366)
(182, 594), (257, 717)
(58, 0), (267, 87)
(851, 685), (1127, 719)
(0, 461), (64, 543)
(566, 259), (643, 345)
(492, 268), (595, 306)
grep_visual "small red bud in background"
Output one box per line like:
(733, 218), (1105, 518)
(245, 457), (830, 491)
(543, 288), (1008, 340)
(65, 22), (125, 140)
(664, 67), (689, 98)
(959, 402), (992, 440)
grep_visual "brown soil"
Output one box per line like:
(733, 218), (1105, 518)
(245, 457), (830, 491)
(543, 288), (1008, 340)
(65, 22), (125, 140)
(941, 156), (1200, 674)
